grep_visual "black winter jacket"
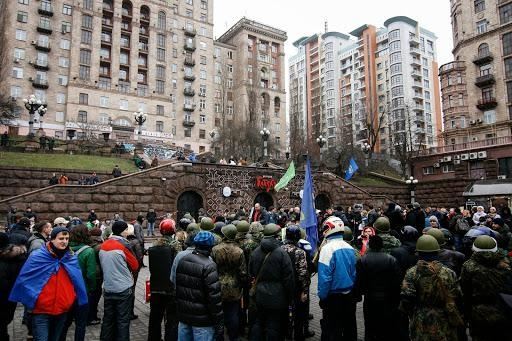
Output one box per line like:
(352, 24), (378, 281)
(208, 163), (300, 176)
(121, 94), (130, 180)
(438, 248), (465, 276)
(390, 241), (418, 278)
(175, 248), (223, 327)
(355, 250), (402, 302)
(0, 244), (27, 306)
(249, 237), (295, 310)
(148, 244), (177, 294)
(146, 211), (157, 223)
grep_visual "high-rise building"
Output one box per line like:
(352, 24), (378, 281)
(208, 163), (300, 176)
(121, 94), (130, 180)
(289, 16), (442, 157)
(1, 1), (287, 157)
(440, 0), (512, 145)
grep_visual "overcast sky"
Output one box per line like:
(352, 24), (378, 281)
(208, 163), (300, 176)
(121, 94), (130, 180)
(213, 0), (454, 65)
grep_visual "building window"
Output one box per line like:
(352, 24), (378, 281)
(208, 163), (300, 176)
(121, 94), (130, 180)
(476, 20), (488, 34)
(484, 110), (496, 123)
(59, 57), (69, 68)
(56, 93), (66, 104)
(12, 67), (23, 79)
(478, 43), (489, 57)
(500, 3), (512, 24)
(18, 0), (29, 4)
(423, 166), (434, 175)
(82, 15), (93, 29)
(119, 99), (128, 110)
(475, 0), (485, 13)
(200, 84), (206, 96)
(199, 114), (205, 123)
(482, 87), (494, 100)
(505, 58), (512, 79)
(157, 11), (166, 30)
(504, 32), (512, 56)
(199, 129), (206, 139)
(157, 48), (166, 61)
(81, 30), (92, 44)
(156, 105), (164, 116)
(156, 80), (165, 94)
(16, 29), (27, 41)
(62, 22), (72, 33)
(156, 121), (164, 132)
(58, 75), (68, 86)
(60, 39), (71, 50)
(100, 96), (109, 107)
(77, 110), (87, 123)
(442, 164), (454, 173)
(184, 128), (191, 137)
(62, 4), (72, 15)
(389, 29), (400, 41)
(79, 93), (88, 105)
(200, 0), (207, 9)
(17, 11), (28, 23)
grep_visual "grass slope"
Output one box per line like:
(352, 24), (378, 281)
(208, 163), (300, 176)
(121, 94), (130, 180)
(0, 151), (139, 173)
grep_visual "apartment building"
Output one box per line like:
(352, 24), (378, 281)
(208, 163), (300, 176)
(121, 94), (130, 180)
(2, 1), (287, 156)
(440, 0), (512, 144)
(289, 16), (442, 157)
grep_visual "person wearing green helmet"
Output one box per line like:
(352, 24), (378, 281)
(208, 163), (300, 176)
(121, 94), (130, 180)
(211, 224), (247, 341)
(426, 228), (465, 276)
(373, 217), (402, 254)
(460, 235), (511, 341)
(400, 235), (463, 341)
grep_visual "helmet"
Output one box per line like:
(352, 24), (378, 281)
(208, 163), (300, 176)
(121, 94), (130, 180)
(440, 228), (453, 246)
(374, 217), (390, 233)
(236, 220), (250, 233)
(402, 225), (419, 242)
(416, 235), (440, 252)
(343, 226), (354, 242)
(159, 219), (176, 235)
(232, 220), (240, 227)
(213, 221), (225, 235)
(179, 218), (192, 230)
(186, 222), (200, 233)
(285, 225), (301, 241)
(472, 235), (498, 253)
(200, 217), (214, 231)
(183, 213), (194, 221)
(249, 222), (263, 234)
(426, 228), (445, 246)
(221, 224), (238, 240)
(323, 216), (344, 234)
(263, 223), (280, 236)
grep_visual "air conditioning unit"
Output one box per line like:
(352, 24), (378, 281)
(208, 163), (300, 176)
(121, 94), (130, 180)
(439, 158), (444, 163)
(477, 118), (482, 123)
(31, 40), (37, 45)
(433, 162), (441, 168)
(469, 152), (478, 159)
(454, 154), (460, 160)
(478, 151), (487, 158)
(472, 137), (478, 141)
(444, 156), (452, 162)
(460, 153), (469, 160)
(470, 120), (476, 125)
(13, 58), (20, 63)
(498, 175), (507, 179)
(454, 159), (461, 165)
(28, 77), (33, 81)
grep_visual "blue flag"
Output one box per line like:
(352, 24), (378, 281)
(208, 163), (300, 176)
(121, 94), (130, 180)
(300, 158), (318, 253)
(344, 157), (359, 181)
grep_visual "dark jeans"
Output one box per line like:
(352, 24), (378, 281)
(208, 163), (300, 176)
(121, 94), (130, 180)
(0, 301), (17, 340)
(100, 288), (132, 341)
(250, 307), (287, 341)
(363, 297), (399, 341)
(321, 292), (357, 341)
(148, 293), (178, 341)
(88, 284), (103, 321)
(222, 301), (240, 341)
(60, 302), (89, 341)
(292, 298), (308, 341)
(32, 313), (68, 341)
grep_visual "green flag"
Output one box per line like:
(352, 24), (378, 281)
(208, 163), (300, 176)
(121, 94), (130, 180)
(274, 161), (296, 192)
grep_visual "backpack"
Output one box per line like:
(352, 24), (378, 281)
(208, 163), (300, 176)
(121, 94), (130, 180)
(75, 245), (91, 256)
(456, 217), (470, 233)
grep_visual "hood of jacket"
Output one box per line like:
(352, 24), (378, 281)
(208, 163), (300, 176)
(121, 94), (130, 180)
(0, 244), (27, 261)
(260, 236), (280, 253)
(471, 251), (505, 268)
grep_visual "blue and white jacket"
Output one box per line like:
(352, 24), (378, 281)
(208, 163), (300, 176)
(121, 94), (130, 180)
(317, 235), (357, 301)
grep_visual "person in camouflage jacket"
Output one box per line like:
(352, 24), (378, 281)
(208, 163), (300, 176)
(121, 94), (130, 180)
(211, 224), (247, 341)
(460, 235), (512, 341)
(282, 226), (309, 341)
(373, 217), (402, 254)
(399, 235), (463, 341)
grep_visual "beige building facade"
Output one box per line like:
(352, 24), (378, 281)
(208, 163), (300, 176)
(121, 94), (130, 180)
(440, 0), (512, 144)
(1, 1), (287, 157)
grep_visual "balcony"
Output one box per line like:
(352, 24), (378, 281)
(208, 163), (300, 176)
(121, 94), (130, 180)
(184, 57), (195, 66)
(473, 52), (493, 65)
(184, 88), (195, 96)
(37, 23), (52, 34)
(183, 103), (196, 111)
(439, 61), (466, 75)
(31, 59), (49, 70)
(415, 115), (425, 123)
(34, 40), (51, 52)
(412, 104), (424, 111)
(413, 92), (423, 100)
(184, 74), (196, 81)
(38, 4), (54, 16)
(410, 47), (421, 55)
(184, 43), (196, 52)
(412, 80), (423, 88)
(139, 27), (149, 37)
(31, 78), (49, 89)
(139, 43), (148, 52)
(409, 36), (420, 46)
(411, 58), (421, 67)
(411, 70), (422, 79)
(184, 27), (197, 37)
(474, 74), (495, 87)
(102, 3), (114, 13)
(140, 14), (150, 23)
(183, 120), (195, 127)
(476, 97), (497, 110)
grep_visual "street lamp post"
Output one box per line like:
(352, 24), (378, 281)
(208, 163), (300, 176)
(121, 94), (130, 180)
(316, 135), (327, 163)
(259, 127), (270, 161)
(133, 111), (147, 153)
(405, 176), (419, 203)
(361, 141), (371, 168)
(23, 95), (47, 138)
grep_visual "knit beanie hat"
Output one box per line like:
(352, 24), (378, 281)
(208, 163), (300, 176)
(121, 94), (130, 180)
(194, 231), (215, 247)
(112, 221), (128, 236)
(50, 226), (69, 240)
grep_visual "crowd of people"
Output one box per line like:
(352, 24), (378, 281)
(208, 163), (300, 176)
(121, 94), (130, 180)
(1, 202), (511, 341)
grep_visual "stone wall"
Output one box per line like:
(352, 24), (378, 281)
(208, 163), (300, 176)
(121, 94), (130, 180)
(0, 163), (400, 223)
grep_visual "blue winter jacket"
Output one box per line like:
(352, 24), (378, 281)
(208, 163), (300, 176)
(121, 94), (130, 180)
(317, 234), (357, 301)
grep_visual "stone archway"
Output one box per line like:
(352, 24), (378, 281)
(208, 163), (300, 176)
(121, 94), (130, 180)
(177, 190), (204, 220)
(315, 193), (331, 211)
(254, 192), (274, 210)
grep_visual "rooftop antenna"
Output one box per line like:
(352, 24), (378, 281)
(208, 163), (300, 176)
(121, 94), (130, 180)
(325, 20), (328, 33)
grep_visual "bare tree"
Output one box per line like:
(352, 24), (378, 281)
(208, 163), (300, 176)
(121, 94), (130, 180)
(0, 0), (17, 127)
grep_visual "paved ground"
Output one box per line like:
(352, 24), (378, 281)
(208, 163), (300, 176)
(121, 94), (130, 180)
(7, 242), (366, 341)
